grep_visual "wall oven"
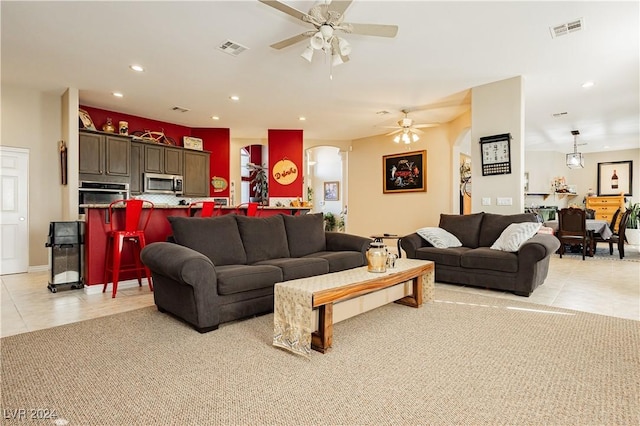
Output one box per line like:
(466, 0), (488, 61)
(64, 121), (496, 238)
(78, 181), (129, 214)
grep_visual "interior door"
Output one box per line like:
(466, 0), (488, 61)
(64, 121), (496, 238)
(0, 146), (29, 274)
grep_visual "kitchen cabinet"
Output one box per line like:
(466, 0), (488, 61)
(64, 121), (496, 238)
(79, 131), (130, 180)
(130, 141), (143, 195)
(182, 150), (210, 197)
(143, 144), (183, 176)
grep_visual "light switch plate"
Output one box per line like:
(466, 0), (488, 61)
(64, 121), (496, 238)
(497, 197), (513, 206)
(482, 197), (491, 206)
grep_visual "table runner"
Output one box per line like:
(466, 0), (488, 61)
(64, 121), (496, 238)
(273, 259), (433, 357)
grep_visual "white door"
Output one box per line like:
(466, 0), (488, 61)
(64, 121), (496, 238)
(0, 146), (29, 275)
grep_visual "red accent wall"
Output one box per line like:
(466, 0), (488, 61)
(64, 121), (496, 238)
(80, 106), (231, 198)
(80, 106), (192, 147)
(268, 129), (303, 198)
(191, 128), (230, 197)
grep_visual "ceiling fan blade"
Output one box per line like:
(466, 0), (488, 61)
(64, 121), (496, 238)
(341, 22), (398, 38)
(270, 32), (313, 50)
(379, 125), (401, 129)
(385, 129), (402, 136)
(259, 0), (309, 21)
(411, 128), (425, 135)
(413, 123), (439, 129)
(329, 0), (353, 17)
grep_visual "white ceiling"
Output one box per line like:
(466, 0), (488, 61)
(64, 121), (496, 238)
(2, 1), (638, 153)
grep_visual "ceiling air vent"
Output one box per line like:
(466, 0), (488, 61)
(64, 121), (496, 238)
(171, 106), (190, 113)
(550, 18), (584, 38)
(217, 40), (249, 56)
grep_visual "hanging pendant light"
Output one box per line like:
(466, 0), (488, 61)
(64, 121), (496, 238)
(566, 130), (584, 169)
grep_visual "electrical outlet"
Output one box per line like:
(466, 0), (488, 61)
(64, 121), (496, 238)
(497, 197), (513, 206)
(482, 197), (491, 206)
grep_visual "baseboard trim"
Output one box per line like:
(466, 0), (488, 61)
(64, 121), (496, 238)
(28, 265), (49, 273)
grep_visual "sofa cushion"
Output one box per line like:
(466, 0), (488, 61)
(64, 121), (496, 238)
(416, 227), (462, 248)
(216, 264), (283, 295)
(478, 213), (538, 247)
(303, 251), (366, 273)
(236, 215), (290, 264)
(282, 213), (326, 257)
(168, 215), (247, 266)
(413, 247), (471, 267)
(461, 248), (518, 273)
(255, 257), (329, 281)
(439, 213), (484, 248)
(491, 222), (542, 252)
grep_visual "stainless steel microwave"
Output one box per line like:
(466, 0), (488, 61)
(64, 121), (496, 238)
(143, 173), (183, 195)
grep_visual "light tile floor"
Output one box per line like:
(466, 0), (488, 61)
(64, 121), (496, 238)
(2, 248), (639, 338)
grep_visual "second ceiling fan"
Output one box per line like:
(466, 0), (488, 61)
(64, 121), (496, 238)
(259, 0), (398, 65)
(381, 110), (440, 144)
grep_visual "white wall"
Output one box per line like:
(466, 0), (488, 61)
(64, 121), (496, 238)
(471, 76), (525, 213)
(1, 84), (63, 266)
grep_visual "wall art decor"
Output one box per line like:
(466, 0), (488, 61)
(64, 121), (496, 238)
(324, 181), (340, 201)
(479, 133), (511, 176)
(383, 150), (427, 193)
(597, 160), (632, 196)
(183, 136), (203, 151)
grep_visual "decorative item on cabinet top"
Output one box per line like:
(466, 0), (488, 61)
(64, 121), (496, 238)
(131, 129), (176, 146)
(183, 136), (204, 151)
(78, 109), (96, 130)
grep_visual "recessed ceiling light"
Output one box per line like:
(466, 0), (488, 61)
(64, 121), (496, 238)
(229, 95), (239, 101)
(129, 64), (144, 72)
(582, 81), (595, 88)
(299, 116), (306, 121)
(211, 116), (220, 120)
(112, 92), (124, 98)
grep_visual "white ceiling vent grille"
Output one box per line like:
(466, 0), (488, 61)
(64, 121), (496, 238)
(217, 40), (249, 56)
(550, 18), (584, 38)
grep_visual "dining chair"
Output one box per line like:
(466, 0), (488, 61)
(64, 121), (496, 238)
(592, 207), (620, 250)
(187, 201), (223, 217)
(608, 209), (631, 259)
(557, 207), (591, 260)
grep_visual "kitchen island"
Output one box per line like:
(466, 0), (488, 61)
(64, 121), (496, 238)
(82, 204), (311, 286)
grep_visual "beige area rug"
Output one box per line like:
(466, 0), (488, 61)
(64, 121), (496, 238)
(2, 289), (639, 425)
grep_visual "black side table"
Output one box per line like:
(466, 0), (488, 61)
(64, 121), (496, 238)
(370, 234), (402, 258)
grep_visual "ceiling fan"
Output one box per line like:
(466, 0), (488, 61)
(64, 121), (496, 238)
(381, 110), (440, 144)
(258, 0), (398, 65)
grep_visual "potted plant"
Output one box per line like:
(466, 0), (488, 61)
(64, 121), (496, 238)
(247, 163), (268, 205)
(324, 212), (337, 231)
(625, 201), (640, 246)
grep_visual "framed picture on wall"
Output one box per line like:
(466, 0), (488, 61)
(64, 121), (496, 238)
(324, 181), (339, 201)
(597, 160), (632, 196)
(383, 150), (427, 193)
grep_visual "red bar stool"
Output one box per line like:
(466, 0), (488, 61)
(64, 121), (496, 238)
(103, 199), (154, 298)
(235, 202), (260, 217)
(188, 201), (222, 217)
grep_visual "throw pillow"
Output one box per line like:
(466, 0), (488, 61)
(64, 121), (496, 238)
(490, 222), (542, 252)
(416, 227), (463, 248)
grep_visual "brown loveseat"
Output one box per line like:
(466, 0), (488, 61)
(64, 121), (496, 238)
(400, 213), (560, 296)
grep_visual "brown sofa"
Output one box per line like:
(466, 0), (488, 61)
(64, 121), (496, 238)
(140, 213), (371, 332)
(400, 213), (560, 296)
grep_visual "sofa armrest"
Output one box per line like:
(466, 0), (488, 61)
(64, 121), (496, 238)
(517, 233), (560, 263)
(400, 233), (431, 258)
(141, 242), (217, 289)
(325, 232), (372, 256)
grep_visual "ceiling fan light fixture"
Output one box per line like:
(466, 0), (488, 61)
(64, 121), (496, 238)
(332, 52), (344, 66)
(310, 32), (324, 50)
(411, 132), (420, 142)
(319, 24), (334, 39)
(301, 46), (314, 62)
(337, 37), (351, 56)
(393, 135), (401, 143)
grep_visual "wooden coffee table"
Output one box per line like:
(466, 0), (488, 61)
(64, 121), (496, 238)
(273, 258), (435, 356)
